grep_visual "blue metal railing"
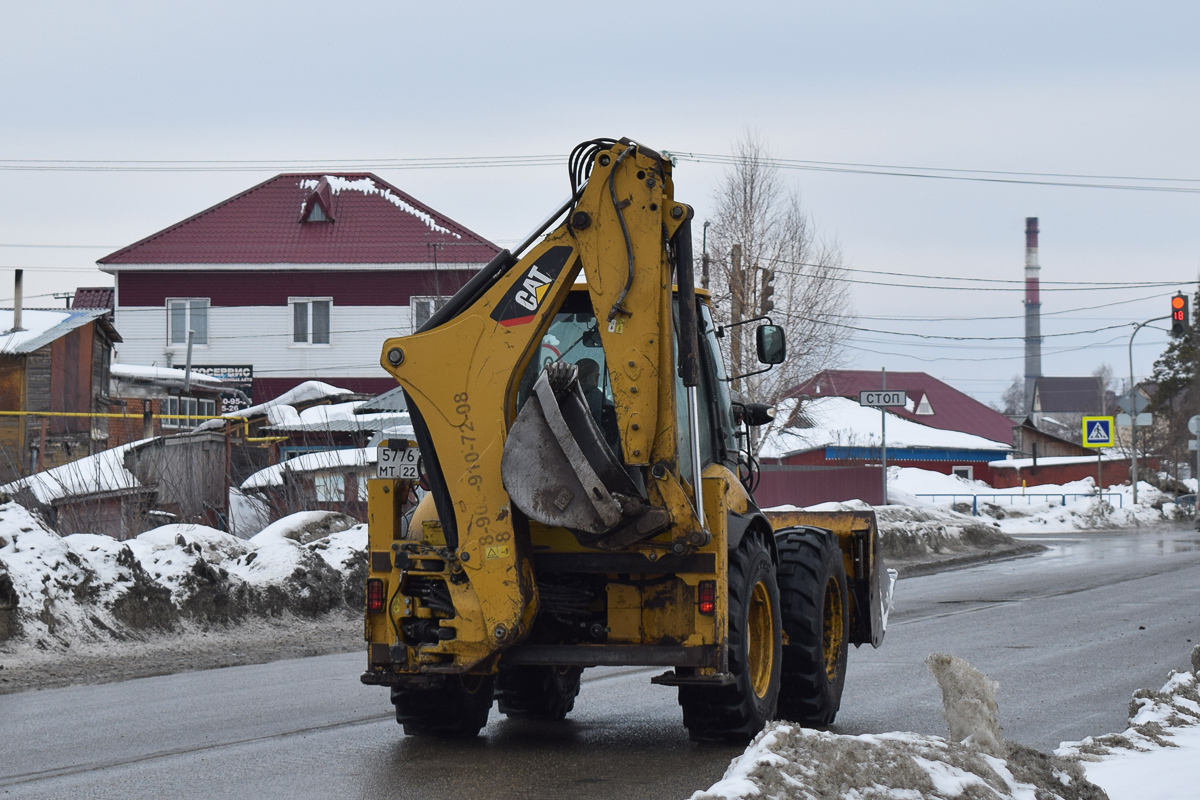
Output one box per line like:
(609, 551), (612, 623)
(914, 492), (1124, 516)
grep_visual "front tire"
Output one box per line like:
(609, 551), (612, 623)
(679, 532), (782, 742)
(496, 665), (583, 720)
(391, 674), (496, 737)
(776, 528), (849, 726)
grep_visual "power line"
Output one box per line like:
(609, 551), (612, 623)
(672, 152), (1200, 194)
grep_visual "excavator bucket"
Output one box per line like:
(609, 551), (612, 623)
(502, 361), (641, 536)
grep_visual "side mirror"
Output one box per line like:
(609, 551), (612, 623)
(756, 324), (786, 365)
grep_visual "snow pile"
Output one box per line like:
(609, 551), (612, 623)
(0, 502), (367, 648)
(1057, 646), (1200, 800)
(773, 498), (1016, 561)
(693, 725), (1101, 800)
(890, 466), (1187, 533)
(694, 653), (1106, 800)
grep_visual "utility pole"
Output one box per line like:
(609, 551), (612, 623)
(428, 240), (444, 307)
(881, 368), (888, 505)
(701, 221), (710, 290)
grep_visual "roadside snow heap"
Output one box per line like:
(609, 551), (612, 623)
(0, 502), (366, 648)
(696, 649), (1200, 800)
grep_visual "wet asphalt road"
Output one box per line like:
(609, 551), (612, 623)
(2, 527), (1198, 799)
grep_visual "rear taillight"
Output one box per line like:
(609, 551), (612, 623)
(366, 578), (386, 613)
(698, 581), (716, 615)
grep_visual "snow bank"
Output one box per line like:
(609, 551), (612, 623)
(890, 466), (1187, 533)
(693, 724), (1099, 800)
(698, 651), (1200, 800)
(1058, 646), (1200, 800)
(0, 503), (366, 649)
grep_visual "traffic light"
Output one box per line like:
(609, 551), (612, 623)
(760, 268), (775, 314)
(1171, 293), (1189, 337)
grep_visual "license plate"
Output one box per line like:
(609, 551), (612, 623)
(377, 442), (420, 480)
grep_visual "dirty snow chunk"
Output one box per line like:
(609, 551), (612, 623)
(311, 524), (366, 572)
(252, 511), (357, 544)
(927, 652), (1005, 757)
(691, 723), (1097, 800)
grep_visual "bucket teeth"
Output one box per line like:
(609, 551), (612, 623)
(545, 360), (579, 397)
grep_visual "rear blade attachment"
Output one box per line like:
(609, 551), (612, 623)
(502, 362), (669, 548)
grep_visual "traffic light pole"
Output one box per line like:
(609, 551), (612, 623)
(1128, 315), (1169, 505)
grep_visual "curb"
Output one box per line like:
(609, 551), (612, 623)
(886, 541), (1049, 578)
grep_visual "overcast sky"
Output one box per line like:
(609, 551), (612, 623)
(3, 1), (1198, 407)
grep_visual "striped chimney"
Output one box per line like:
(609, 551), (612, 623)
(1023, 217), (1042, 414)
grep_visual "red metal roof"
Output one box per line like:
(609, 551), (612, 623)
(787, 370), (1015, 445)
(98, 174), (499, 266)
(72, 287), (114, 309)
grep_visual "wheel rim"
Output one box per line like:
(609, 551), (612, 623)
(747, 580), (774, 699)
(822, 578), (845, 682)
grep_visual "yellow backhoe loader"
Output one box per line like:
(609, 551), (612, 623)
(362, 138), (896, 741)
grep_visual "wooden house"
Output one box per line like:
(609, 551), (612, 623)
(0, 308), (121, 484)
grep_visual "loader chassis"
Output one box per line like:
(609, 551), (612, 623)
(361, 139), (890, 741)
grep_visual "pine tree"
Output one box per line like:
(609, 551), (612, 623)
(1151, 288), (1200, 402)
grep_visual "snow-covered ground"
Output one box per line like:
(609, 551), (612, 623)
(887, 466), (1189, 534)
(0, 502), (366, 650)
(695, 650), (1200, 800)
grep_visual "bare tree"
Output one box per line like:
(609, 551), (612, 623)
(1000, 376), (1025, 416)
(704, 133), (853, 427)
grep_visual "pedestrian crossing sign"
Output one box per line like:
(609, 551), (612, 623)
(1082, 416), (1114, 448)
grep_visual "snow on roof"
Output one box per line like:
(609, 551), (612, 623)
(111, 363), (227, 386)
(98, 173), (499, 267)
(299, 176), (461, 239)
(197, 380), (354, 429)
(789, 369), (1015, 443)
(760, 397), (1010, 460)
(0, 440), (154, 504)
(241, 447), (374, 491)
(990, 453), (1125, 468)
(0, 308), (114, 354)
(263, 400), (411, 433)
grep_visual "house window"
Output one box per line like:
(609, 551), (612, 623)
(163, 396), (216, 429)
(167, 299), (209, 345)
(316, 473), (345, 503)
(291, 298), (331, 345)
(951, 466), (973, 481)
(410, 296), (447, 332)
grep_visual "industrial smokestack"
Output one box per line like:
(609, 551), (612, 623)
(1023, 218), (1042, 414)
(12, 269), (24, 331)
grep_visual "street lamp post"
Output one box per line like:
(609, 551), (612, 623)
(1128, 316), (1169, 505)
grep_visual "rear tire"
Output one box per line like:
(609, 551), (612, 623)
(679, 532), (782, 742)
(391, 674), (496, 737)
(776, 528), (849, 726)
(496, 665), (583, 720)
